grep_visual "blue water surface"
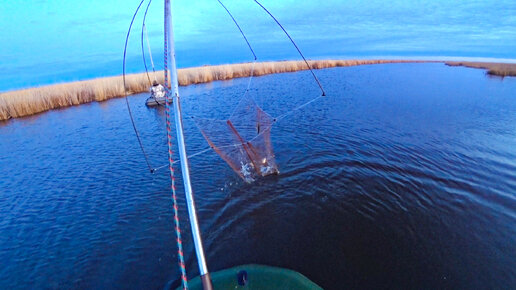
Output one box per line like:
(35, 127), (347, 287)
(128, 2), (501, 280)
(0, 63), (515, 289)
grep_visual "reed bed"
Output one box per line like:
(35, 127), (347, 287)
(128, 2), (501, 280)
(0, 59), (422, 121)
(445, 61), (516, 77)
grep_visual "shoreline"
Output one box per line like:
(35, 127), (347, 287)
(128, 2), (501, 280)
(1, 59), (514, 121)
(444, 61), (516, 77)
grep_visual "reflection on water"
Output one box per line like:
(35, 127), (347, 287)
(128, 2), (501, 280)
(1, 63), (515, 289)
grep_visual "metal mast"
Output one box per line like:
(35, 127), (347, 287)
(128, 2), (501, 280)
(165, 0), (213, 289)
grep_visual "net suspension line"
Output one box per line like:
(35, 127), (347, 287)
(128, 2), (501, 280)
(154, 0), (328, 173)
(215, 0), (257, 120)
(253, 0), (326, 96)
(141, 0), (153, 85)
(145, 25), (157, 77)
(123, 0), (154, 174)
(142, 0), (157, 82)
(124, 1), (329, 284)
(123, 0), (188, 288)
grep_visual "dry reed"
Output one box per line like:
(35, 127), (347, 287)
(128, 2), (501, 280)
(0, 59), (423, 121)
(445, 61), (516, 77)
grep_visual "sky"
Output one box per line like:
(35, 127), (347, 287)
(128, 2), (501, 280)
(1, 0), (515, 91)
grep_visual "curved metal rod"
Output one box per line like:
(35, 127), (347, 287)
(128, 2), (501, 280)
(253, 0), (326, 96)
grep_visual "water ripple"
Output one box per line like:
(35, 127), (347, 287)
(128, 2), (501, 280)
(1, 63), (516, 289)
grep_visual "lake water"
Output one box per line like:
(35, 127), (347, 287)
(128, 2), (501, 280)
(1, 63), (515, 289)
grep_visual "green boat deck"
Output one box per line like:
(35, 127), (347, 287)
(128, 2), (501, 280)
(180, 264), (322, 290)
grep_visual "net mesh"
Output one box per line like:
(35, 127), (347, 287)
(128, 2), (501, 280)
(194, 96), (279, 182)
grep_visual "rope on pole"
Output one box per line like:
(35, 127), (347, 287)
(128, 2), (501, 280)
(123, 2), (187, 288)
(164, 0), (188, 288)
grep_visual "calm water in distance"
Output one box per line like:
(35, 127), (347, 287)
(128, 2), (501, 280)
(0, 63), (515, 289)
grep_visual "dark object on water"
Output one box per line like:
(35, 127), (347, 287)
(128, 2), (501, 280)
(237, 270), (248, 286)
(145, 95), (168, 107)
(179, 264), (322, 290)
(145, 83), (169, 107)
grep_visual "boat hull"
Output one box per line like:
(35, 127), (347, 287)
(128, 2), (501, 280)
(145, 96), (169, 107)
(177, 264), (322, 290)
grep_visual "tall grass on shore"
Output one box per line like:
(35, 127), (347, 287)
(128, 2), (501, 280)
(0, 59), (421, 121)
(445, 61), (516, 77)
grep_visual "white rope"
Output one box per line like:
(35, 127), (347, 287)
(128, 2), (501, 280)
(153, 147), (213, 172)
(143, 24), (157, 80)
(274, 95), (324, 122)
(229, 60), (257, 120)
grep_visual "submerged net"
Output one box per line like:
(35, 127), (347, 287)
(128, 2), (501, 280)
(194, 96), (279, 183)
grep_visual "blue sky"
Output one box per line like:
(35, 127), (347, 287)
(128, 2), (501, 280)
(1, 0), (515, 91)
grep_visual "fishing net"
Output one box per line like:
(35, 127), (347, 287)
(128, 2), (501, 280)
(194, 96), (279, 183)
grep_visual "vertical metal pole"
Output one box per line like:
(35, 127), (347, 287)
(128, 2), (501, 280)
(165, 1), (213, 289)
